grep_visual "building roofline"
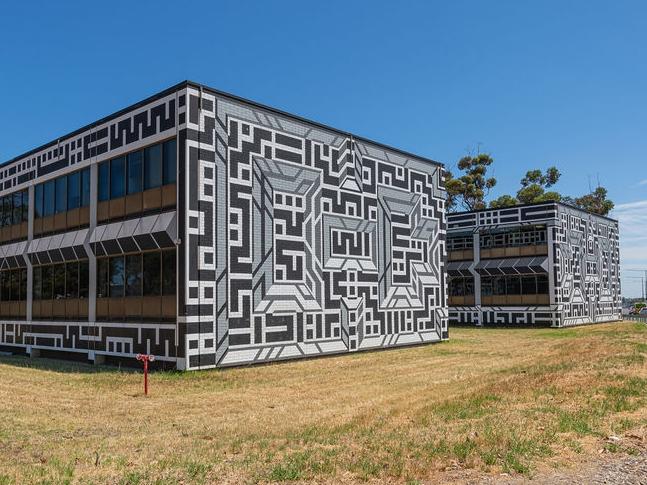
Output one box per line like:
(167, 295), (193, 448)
(1, 80), (444, 170)
(449, 200), (618, 223)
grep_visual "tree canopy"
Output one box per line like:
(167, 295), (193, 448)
(445, 153), (497, 212)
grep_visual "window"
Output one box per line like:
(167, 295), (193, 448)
(493, 276), (506, 296)
(53, 264), (65, 299)
(81, 167), (91, 207)
(162, 249), (176, 295)
(79, 261), (89, 298)
(506, 276), (521, 295)
(35, 184), (44, 219)
(143, 252), (161, 296)
(481, 277), (493, 296)
(2, 196), (11, 226)
(537, 274), (549, 294)
(12, 192), (22, 225)
(162, 139), (177, 185)
(97, 258), (109, 298)
(109, 256), (125, 298)
(144, 144), (162, 190)
(33, 261), (89, 301)
(127, 151), (143, 194)
(41, 266), (53, 299)
(43, 180), (55, 217)
(55, 176), (67, 213)
(67, 171), (81, 210)
(110, 157), (126, 199)
(33, 266), (42, 300)
(521, 275), (537, 295)
(65, 261), (79, 299)
(125, 254), (142, 296)
(98, 162), (110, 201)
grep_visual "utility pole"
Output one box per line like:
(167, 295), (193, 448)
(626, 269), (647, 301)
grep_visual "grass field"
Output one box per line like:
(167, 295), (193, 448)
(0, 322), (646, 484)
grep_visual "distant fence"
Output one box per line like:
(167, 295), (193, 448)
(626, 315), (647, 323)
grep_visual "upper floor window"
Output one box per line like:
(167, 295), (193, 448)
(34, 167), (91, 219)
(480, 225), (547, 249)
(0, 189), (28, 227)
(98, 138), (176, 202)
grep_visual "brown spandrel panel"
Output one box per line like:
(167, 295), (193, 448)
(40, 300), (53, 319)
(1, 227), (10, 242)
(162, 295), (176, 320)
(33, 218), (43, 236)
(20, 222), (28, 239)
(32, 301), (41, 319)
(54, 213), (66, 232)
(65, 299), (79, 320)
(11, 224), (21, 241)
(42, 215), (54, 234)
(125, 298), (142, 319)
(143, 187), (162, 212)
(109, 197), (126, 220)
(66, 208), (80, 229)
(96, 298), (109, 320)
(53, 300), (66, 319)
(79, 300), (88, 319)
(142, 296), (162, 319)
(125, 193), (143, 217)
(161, 184), (176, 208)
(97, 201), (110, 223)
(79, 207), (90, 227)
(108, 298), (125, 320)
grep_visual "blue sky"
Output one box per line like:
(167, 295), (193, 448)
(1, 0), (645, 296)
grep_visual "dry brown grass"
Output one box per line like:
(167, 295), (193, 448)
(0, 322), (646, 484)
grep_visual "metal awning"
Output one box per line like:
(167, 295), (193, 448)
(89, 212), (176, 256)
(475, 256), (548, 275)
(447, 260), (473, 277)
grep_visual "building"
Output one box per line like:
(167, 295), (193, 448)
(447, 202), (621, 327)
(0, 81), (448, 370)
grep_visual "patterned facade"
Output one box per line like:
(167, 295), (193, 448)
(447, 202), (622, 327)
(0, 81), (448, 370)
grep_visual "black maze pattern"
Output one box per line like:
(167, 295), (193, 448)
(0, 94), (177, 197)
(182, 86), (447, 369)
(0, 89), (184, 366)
(447, 203), (621, 327)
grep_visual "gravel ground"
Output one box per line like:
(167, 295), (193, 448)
(438, 429), (647, 485)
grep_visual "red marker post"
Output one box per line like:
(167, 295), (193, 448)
(136, 354), (155, 395)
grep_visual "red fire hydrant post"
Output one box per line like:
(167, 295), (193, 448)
(136, 354), (155, 395)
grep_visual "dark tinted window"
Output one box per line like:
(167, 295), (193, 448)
(109, 256), (125, 297)
(97, 258), (109, 298)
(98, 162), (110, 201)
(43, 180), (55, 217)
(143, 252), (161, 296)
(9, 270), (19, 301)
(127, 151), (143, 194)
(163, 139), (177, 185)
(20, 268), (27, 300)
(34, 184), (44, 219)
(55, 176), (67, 213)
(110, 157), (126, 199)
(506, 276), (521, 295)
(537, 274), (549, 294)
(79, 260), (89, 298)
(2, 196), (12, 226)
(65, 262), (79, 299)
(33, 266), (42, 300)
(21, 191), (28, 222)
(41, 266), (53, 300)
(144, 144), (162, 190)
(81, 168), (91, 207)
(12, 192), (22, 225)
(125, 254), (142, 296)
(481, 277), (492, 296)
(521, 276), (537, 295)
(162, 249), (176, 295)
(0, 272), (9, 301)
(53, 264), (66, 299)
(67, 172), (81, 210)
(493, 276), (506, 296)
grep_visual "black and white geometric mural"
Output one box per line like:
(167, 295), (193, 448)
(181, 85), (447, 369)
(447, 202), (621, 327)
(0, 81), (448, 370)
